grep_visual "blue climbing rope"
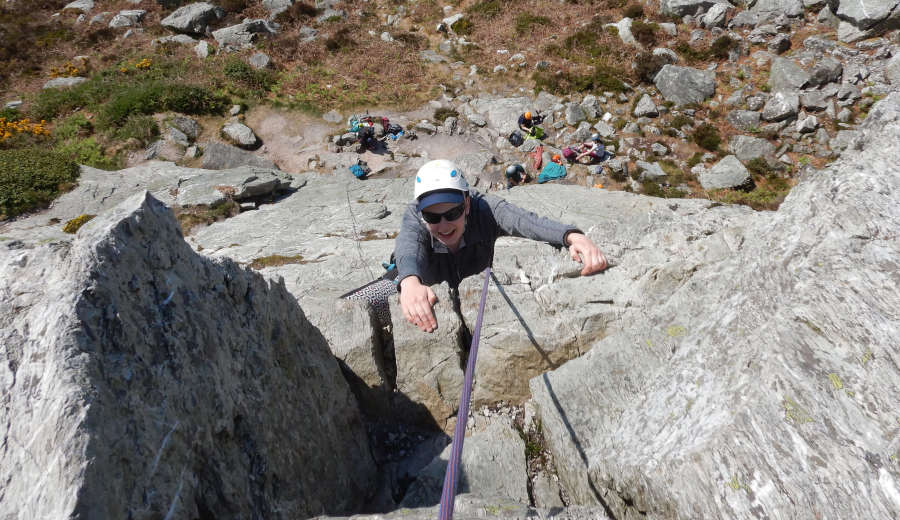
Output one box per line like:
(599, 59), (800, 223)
(438, 267), (492, 520)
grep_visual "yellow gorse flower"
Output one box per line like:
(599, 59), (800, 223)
(0, 118), (51, 142)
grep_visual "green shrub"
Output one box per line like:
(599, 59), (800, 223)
(622, 4), (645, 18)
(0, 148), (79, 218)
(112, 115), (160, 144)
(670, 114), (693, 129)
(394, 32), (428, 49)
(98, 83), (227, 128)
(687, 151), (704, 168)
(468, 0), (503, 18)
(433, 107), (458, 121)
(451, 18), (473, 35)
(533, 65), (626, 94)
(224, 58), (277, 91)
(641, 178), (687, 198)
(633, 51), (666, 83)
(273, 1), (317, 24)
(674, 36), (738, 63)
(55, 137), (119, 170)
(692, 124), (721, 151)
(630, 20), (659, 47)
(325, 27), (356, 51)
(515, 13), (551, 35)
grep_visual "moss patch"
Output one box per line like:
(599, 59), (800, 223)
(249, 254), (308, 269)
(62, 214), (95, 234)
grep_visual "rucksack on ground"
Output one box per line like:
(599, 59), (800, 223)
(508, 130), (524, 147)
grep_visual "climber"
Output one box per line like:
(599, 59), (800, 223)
(575, 134), (605, 163)
(505, 164), (528, 189)
(517, 111), (542, 137)
(395, 160), (607, 332)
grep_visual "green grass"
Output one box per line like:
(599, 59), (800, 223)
(515, 13), (551, 35)
(467, 0), (503, 18)
(55, 137), (120, 170)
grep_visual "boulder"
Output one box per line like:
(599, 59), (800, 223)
(530, 93), (900, 519)
(767, 33), (791, 54)
(702, 3), (730, 27)
(201, 142), (278, 170)
(390, 284), (466, 431)
(698, 154), (752, 189)
(636, 160), (667, 180)
(151, 34), (199, 48)
(195, 40), (211, 58)
(609, 17), (636, 45)
(835, 0), (900, 32)
(769, 57), (810, 92)
(809, 56), (843, 85)
(580, 95), (601, 119)
(175, 166), (290, 206)
(63, 0), (94, 13)
(654, 65), (716, 105)
(419, 50), (449, 64)
(249, 52), (271, 69)
(161, 2), (225, 35)
(0, 192), (375, 519)
(565, 103), (586, 125)
(748, 0), (803, 16)
(796, 114), (819, 133)
(534, 91), (563, 113)
(660, 0), (734, 17)
(222, 122), (259, 147)
(43, 77), (86, 89)
(633, 94), (659, 117)
(263, 0), (293, 16)
(887, 54), (900, 85)
(213, 20), (278, 48)
(726, 109), (762, 130)
(762, 91), (800, 121)
(452, 151), (495, 183)
(108, 9), (146, 28)
(467, 114), (487, 127)
(729, 135), (776, 161)
(593, 121), (616, 138)
(400, 418), (528, 508)
(317, 8), (347, 22)
(415, 122), (437, 134)
(800, 91), (829, 111)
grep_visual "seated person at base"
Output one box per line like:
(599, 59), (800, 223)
(505, 164), (528, 189)
(517, 111), (542, 136)
(575, 134), (605, 163)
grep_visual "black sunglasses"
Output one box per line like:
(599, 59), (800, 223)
(421, 204), (465, 224)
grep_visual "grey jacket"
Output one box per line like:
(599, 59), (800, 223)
(395, 191), (581, 289)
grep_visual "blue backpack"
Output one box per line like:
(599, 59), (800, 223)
(349, 164), (366, 178)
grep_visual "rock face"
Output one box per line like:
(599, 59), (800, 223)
(161, 2), (225, 34)
(390, 284), (466, 431)
(400, 418), (528, 508)
(213, 20), (278, 48)
(530, 94), (900, 519)
(0, 192), (375, 519)
(201, 141), (278, 170)
(654, 65), (716, 105)
(469, 97), (536, 134)
(762, 91), (800, 121)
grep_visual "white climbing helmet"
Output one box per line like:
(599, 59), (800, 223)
(414, 159), (470, 210)
(506, 165), (517, 175)
(592, 133), (601, 141)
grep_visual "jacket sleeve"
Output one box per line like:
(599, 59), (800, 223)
(394, 203), (432, 287)
(481, 193), (581, 246)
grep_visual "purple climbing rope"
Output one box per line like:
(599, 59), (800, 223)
(438, 267), (492, 520)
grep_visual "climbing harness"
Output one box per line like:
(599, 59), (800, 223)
(438, 267), (492, 520)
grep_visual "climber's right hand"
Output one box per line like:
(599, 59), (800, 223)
(399, 276), (438, 333)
